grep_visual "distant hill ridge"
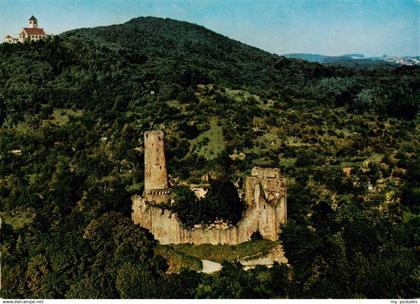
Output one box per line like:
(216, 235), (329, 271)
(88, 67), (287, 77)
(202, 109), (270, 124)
(284, 52), (419, 67)
(61, 16), (334, 90)
(62, 16), (273, 60)
(285, 53), (369, 62)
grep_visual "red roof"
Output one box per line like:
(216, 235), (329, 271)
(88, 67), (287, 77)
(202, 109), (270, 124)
(21, 28), (46, 36)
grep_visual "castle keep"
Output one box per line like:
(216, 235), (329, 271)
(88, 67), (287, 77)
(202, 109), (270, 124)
(132, 131), (287, 245)
(143, 130), (171, 204)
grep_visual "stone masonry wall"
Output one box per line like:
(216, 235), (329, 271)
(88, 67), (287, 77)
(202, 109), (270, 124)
(132, 167), (287, 245)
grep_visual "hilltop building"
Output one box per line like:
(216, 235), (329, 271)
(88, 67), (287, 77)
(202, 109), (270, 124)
(4, 16), (47, 43)
(4, 35), (18, 43)
(132, 130), (287, 245)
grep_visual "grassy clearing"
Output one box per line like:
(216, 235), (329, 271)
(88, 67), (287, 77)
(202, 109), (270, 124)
(191, 117), (225, 160)
(155, 245), (203, 273)
(225, 88), (260, 103)
(286, 136), (308, 147)
(1, 207), (35, 229)
(340, 161), (357, 168)
(366, 153), (384, 163)
(51, 108), (83, 126)
(341, 153), (385, 168)
(279, 157), (297, 168)
(245, 132), (281, 155)
(14, 121), (34, 135)
(403, 210), (419, 223)
(170, 240), (279, 263)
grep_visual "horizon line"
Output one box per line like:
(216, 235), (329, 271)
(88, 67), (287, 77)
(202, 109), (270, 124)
(2, 14), (419, 58)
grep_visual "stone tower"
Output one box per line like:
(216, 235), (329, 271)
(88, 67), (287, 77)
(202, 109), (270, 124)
(243, 167), (287, 240)
(144, 130), (170, 204)
(29, 16), (38, 29)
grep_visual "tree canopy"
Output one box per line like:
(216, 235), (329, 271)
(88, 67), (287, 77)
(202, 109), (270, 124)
(0, 17), (418, 299)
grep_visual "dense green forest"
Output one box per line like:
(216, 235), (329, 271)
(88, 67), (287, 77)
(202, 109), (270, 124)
(1, 17), (419, 298)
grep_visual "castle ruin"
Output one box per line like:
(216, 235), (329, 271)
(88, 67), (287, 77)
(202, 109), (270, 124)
(131, 130), (287, 245)
(143, 130), (171, 204)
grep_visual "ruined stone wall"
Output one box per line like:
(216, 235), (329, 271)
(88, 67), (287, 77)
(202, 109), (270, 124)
(132, 167), (287, 245)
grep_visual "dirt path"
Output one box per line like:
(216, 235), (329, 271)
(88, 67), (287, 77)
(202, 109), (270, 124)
(240, 244), (288, 269)
(201, 260), (222, 274)
(200, 244), (288, 273)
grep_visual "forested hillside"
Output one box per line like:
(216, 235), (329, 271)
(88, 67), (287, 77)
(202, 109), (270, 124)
(1, 17), (419, 299)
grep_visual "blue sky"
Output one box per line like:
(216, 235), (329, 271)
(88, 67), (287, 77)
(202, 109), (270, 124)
(0, 0), (418, 56)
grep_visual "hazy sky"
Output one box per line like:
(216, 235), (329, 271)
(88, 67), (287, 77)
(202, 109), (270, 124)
(0, 0), (418, 56)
